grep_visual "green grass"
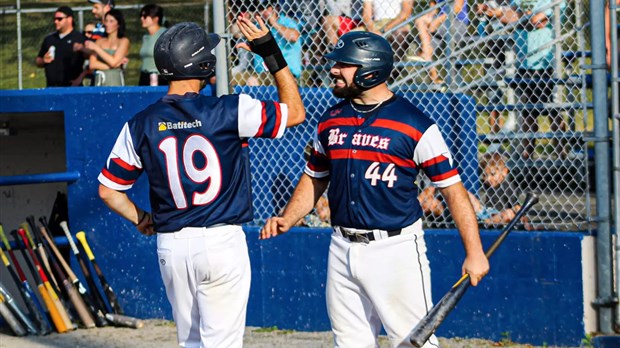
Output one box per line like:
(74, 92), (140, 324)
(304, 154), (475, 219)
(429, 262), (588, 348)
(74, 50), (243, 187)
(0, 1), (207, 89)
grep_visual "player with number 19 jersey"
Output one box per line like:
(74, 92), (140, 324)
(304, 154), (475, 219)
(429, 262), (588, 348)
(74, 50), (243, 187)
(98, 92), (288, 232)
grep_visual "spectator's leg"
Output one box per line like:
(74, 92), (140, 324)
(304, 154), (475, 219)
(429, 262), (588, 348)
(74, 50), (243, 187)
(415, 17), (433, 61)
(324, 15), (341, 47)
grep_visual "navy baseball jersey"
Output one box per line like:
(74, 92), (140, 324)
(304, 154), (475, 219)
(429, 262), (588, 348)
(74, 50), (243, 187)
(98, 92), (288, 232)
(305, 95), (461, 230)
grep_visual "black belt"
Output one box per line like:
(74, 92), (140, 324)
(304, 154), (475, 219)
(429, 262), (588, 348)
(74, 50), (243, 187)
(336, 227), (402, 243)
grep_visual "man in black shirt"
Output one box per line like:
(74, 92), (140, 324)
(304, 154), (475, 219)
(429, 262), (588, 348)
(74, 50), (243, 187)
(36, 6), (87, 87)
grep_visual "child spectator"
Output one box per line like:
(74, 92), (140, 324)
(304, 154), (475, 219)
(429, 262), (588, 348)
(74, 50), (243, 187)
(419, 152), (526, 227)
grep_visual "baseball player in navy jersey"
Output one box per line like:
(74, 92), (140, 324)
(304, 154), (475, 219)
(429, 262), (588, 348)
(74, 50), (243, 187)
(261, 31), (489, 347)
(98, 18), (305, 347)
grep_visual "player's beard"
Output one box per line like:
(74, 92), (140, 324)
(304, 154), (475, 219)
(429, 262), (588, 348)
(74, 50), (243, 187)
(331, 73), (363, 99)
(199, 79), (209, 91)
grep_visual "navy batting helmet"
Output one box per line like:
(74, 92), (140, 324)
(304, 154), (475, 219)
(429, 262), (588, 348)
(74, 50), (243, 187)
(154, 22), (220, 81)
(324, 31), (394, 89)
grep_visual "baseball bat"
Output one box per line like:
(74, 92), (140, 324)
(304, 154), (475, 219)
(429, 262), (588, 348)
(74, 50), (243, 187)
(22, 220), (59, 292)
(0, 225), (53, 335)
(0, 281), (38, 335)
(76, 231), (124, 314)
(408, 192), (539, 347)
(38, 221), (108, 327)
(59, 221), (111, 315)
(0, 293), (26, 336)
(22, 221), (79, 330)
(29, 223), (96, 329)
(105, 313), (144, 329)
(0, 238), (51, 335)
(15, 228), (71, 333)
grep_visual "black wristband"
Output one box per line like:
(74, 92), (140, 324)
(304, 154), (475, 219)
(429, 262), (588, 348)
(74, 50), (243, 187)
(249, 32), (288, 74)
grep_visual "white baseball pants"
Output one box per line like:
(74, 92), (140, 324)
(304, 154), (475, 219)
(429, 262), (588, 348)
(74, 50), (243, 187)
(157, 225), (251, 348)
(326, 223), (440, 348)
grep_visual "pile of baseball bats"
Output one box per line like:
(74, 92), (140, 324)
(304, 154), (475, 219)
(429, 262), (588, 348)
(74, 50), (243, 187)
(0, 217), (143, 336)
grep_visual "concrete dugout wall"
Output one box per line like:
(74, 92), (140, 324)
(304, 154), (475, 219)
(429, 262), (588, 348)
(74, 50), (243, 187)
(0, 88), (594, 346)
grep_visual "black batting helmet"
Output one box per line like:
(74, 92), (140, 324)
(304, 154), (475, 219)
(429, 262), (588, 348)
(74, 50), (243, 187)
(154, 22), (220, 81)
(324, 31), (394, 89)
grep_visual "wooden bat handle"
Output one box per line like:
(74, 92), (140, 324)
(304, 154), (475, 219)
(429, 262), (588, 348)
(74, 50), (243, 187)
(105, 313), (144, 329)
(75, 232), (96, 261)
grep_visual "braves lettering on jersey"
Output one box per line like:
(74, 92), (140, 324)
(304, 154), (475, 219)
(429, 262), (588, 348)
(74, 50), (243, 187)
(305, 95), (460, 230)
(98, 93), (288, 232)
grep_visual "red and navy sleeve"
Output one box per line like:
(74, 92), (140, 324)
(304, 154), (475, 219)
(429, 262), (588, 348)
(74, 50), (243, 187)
(413, 124), (461, 188)
(98, 123), (144, 191)
(237, 94), (289, 139)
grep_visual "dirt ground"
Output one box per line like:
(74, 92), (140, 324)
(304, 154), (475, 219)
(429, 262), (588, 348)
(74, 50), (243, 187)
(0, 319), (576, 348)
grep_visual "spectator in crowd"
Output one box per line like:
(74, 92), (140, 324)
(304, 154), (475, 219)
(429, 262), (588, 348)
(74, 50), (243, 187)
(469, 152), (522, 226)
(86, 9), (130, 86)
(482, 0), (567, 159)
(88, 0), (115, 40)
(412, 0), (469, 83)
(36, 6), (87, 87)
(419, 152), (524, 227)
(476, 0), (514, 133)
(323, 0), (359, 48)
(84, 23), (96, 41)
(606, 0), (620, 70)
(240, 1), (302, 85)
(230, 1), (254, 76)
(360, 0), (413, 59)
(138, 4), (167, 86)
(72, 23), (98, 86)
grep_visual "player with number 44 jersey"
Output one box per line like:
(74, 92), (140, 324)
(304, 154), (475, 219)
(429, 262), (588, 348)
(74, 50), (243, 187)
(98, 19), (304, 348)
(260, 31), (488, 348)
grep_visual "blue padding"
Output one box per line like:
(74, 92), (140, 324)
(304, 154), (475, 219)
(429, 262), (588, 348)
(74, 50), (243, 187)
(0, 87), (587, 346)
(243, 227), (588, 346)
(0, 171), (80, 186)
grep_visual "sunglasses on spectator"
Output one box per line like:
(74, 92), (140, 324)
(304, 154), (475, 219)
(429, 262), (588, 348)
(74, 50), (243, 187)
(54, 17), (67, 21)
(85, 31), (93, 34)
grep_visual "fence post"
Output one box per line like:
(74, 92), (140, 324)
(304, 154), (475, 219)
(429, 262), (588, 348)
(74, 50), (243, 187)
(16, 0), (22, 90)
(609, 0), (620, 332)
(212, 0), (229, 97)
(590, 0), (613, 334)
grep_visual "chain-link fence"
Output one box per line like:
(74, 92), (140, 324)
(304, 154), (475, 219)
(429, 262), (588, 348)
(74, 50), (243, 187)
(0, 1), (610, 231)
(230, 0), (596, 230)
(0, 1), (208, 89)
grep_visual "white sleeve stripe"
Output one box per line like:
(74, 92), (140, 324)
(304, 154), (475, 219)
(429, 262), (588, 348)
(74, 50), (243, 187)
(432, 175), (462, 188)
(304, 167), (329, 178)
(275, 103), (288, 138)
(98, 173), (132, 191)
(238, 94), (263, 138)
(413, 124), (454, 167)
